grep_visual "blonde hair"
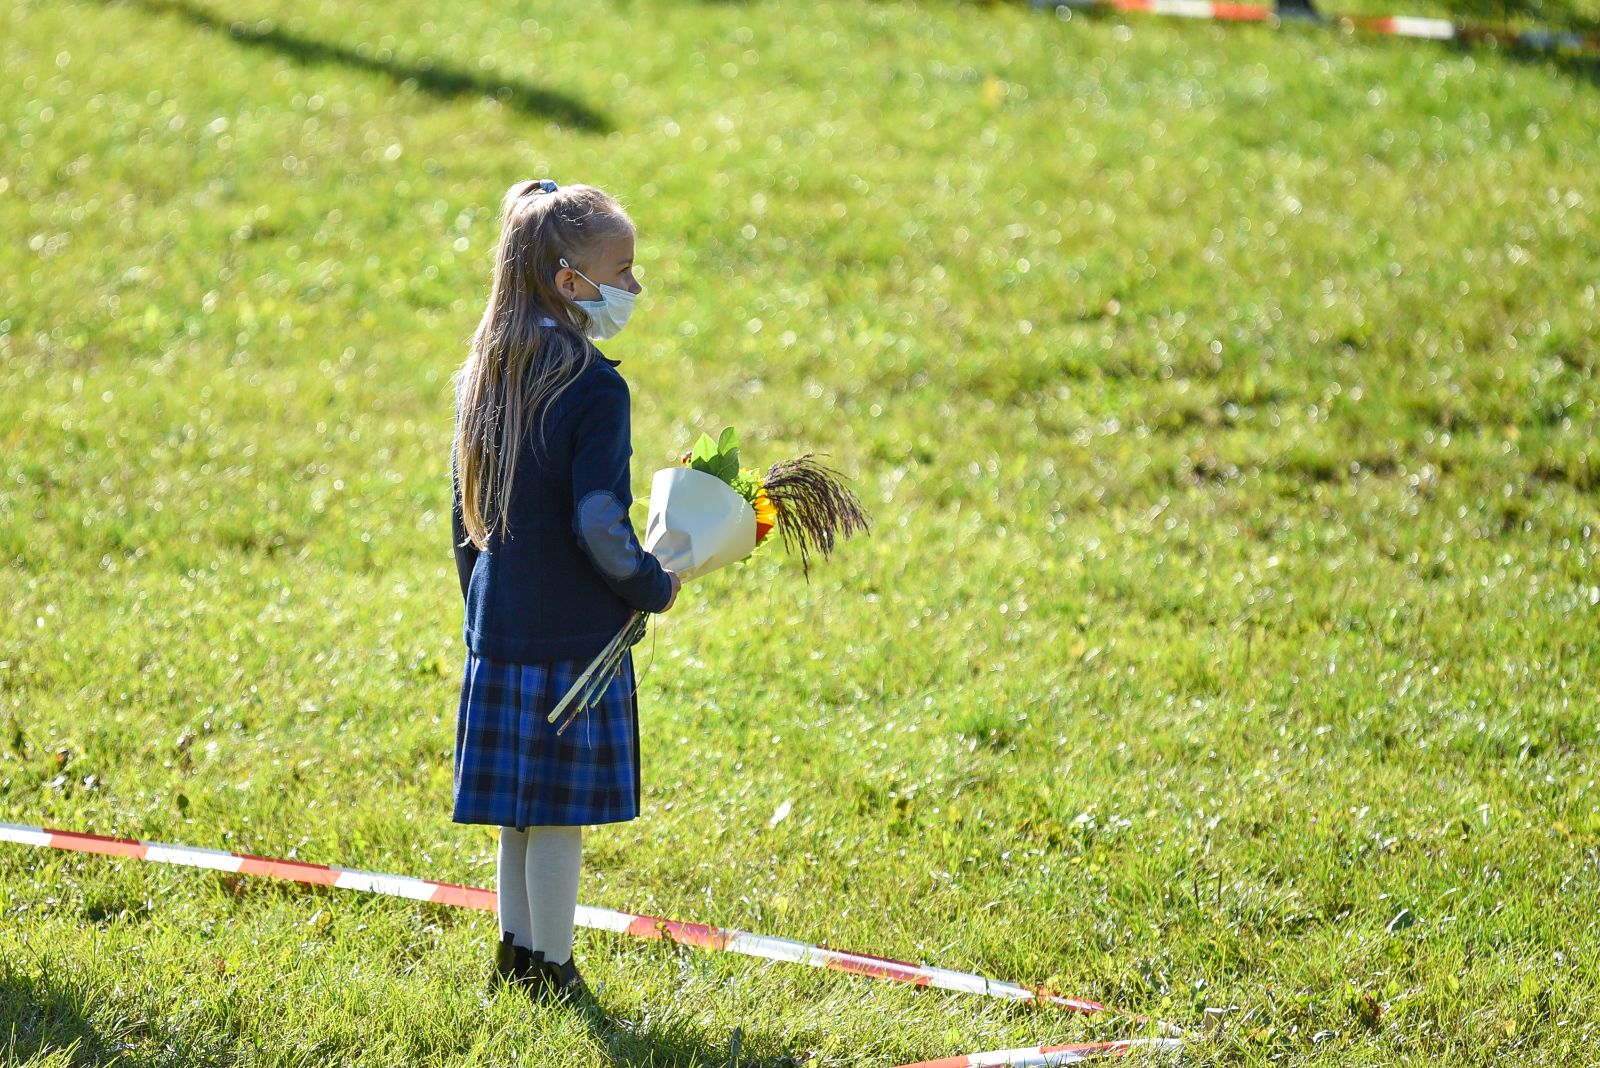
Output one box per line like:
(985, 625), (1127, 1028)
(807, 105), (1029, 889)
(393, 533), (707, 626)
(453, 180), (635, 551)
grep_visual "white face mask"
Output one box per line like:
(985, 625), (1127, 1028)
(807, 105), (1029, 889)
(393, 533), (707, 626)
(560, 257), (636, 340)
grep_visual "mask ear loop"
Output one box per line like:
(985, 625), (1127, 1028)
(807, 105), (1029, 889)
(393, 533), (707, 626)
(555, 257), (598, 338)
(557, 257), (591, 285)
(563, 257), (588, 306)
(558, 257), (605, 302)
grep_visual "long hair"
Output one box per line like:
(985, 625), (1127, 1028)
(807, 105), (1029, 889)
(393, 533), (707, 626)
(453, 180), (635, 552)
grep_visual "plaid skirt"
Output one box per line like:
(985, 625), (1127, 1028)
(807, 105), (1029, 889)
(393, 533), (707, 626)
(452, 652), (640, 828)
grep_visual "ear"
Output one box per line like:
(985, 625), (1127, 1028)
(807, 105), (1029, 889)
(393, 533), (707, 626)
(554, 266), (579, 300)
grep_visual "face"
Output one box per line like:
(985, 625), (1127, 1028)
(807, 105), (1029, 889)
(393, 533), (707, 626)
(557, 230), (640, 301)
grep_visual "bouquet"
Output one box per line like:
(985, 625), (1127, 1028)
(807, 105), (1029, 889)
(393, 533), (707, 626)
(548, 428), (869, 735)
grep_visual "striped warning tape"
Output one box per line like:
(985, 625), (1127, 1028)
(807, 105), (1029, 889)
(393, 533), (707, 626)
(0, 820), (1182, 1041)
(1040, 0), (1600, 54)
(1105, 0), (1274, 21)
(895, 1039), (1183, 1067)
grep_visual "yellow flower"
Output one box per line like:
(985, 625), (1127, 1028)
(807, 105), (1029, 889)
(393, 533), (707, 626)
(753, 487), (777, 543)
(753, 488), (777, 525)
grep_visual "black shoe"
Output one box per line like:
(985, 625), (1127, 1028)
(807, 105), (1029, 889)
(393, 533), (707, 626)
(491, 932), (531, 991)
(547, 955), (587, 1003)
(522, 949), (588, 1005)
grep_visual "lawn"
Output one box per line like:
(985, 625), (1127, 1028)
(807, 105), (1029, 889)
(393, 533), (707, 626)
(2, 0), (1598, 1064)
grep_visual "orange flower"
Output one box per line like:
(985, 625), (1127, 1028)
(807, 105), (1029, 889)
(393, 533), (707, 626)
(753, 487), (777, 545)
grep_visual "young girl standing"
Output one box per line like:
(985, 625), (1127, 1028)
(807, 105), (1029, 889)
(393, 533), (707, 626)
(450, 179), (680, 1001)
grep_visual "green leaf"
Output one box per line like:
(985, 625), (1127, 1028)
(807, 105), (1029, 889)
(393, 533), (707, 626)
(690, 433), (720, 465)
(686, 426), (743, 487)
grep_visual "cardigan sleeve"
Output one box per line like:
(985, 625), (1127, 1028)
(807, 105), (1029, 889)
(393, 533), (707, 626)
(568, 370), (674, 613)
(450, 448), (480, 605)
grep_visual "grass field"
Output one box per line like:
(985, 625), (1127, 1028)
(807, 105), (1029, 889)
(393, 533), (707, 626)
(3, 0), (1599, 1064)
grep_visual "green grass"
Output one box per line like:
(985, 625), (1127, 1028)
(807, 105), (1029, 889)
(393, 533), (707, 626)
(3, 0), (1599, 1064)
(1079, 0), (1600, 31)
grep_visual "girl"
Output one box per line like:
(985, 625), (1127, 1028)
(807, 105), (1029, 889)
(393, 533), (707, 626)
(450, 179), (680, 1002)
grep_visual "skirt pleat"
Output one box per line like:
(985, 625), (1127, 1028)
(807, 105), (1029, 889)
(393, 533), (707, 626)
(451, 652), (640, 828)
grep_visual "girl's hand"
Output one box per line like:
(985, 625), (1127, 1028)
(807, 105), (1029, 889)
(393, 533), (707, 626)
(659, 570), (681, 613)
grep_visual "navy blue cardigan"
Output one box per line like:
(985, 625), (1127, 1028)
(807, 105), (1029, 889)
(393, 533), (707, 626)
(451, 354), (673, 664)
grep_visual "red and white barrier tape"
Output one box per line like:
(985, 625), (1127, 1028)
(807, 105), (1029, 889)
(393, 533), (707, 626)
(1050, 0), (1600, 54)
(1108, 0), (1274, 22)
(0, 821), (1181, 1041)
(895, 1039), (1183, 1068)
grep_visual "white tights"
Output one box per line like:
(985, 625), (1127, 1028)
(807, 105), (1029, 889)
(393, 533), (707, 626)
(496, 825), (583, 963)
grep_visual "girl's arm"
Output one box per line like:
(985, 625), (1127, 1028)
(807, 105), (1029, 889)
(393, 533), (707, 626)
(569, 372), (675, 614)
(450, 451), (480, 604)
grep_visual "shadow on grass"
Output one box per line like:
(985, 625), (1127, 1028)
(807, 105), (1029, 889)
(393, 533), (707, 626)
(1370, 22), (1600, 90)
(1472, 43), (1600, 90)
(1388, 0), (1600, 33)
(98, 0), (611, 130)
(574, 994), (804, 1068)
(0, 962), (170, 1068)
(0, 964), (98, 1066)
(0, 957), (277, 1068)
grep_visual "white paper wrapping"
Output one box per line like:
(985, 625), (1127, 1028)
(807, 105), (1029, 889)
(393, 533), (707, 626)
(642, 467), (756, 581)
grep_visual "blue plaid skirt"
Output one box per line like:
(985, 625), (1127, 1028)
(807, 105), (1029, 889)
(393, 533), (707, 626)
(452, 652), (640, 828)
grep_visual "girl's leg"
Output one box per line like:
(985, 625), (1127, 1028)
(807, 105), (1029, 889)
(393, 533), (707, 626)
(523, 825), (583, 963)
(497, 825), (534, 949)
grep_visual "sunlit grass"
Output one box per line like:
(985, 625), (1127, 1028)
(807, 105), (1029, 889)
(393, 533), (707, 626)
(2, 0), (1598, 1064)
